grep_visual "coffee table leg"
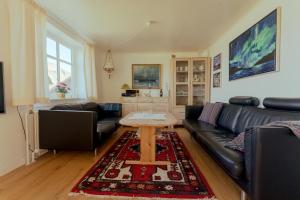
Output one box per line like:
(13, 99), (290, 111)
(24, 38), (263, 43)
(140, 126), (156, 163)
(126, 126), (170, 165)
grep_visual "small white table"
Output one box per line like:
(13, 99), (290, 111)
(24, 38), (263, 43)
(119, 112), (177, 165)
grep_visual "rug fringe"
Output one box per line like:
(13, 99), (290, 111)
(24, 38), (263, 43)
(69, 192), (218, 200)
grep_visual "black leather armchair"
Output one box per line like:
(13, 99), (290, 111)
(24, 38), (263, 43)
(39, 102), (122, 151)
(245, 126), (300, 200)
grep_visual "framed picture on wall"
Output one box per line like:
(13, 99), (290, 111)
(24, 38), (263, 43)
(213, 72), (221, 88)
(213, 53), (221, 71)
(229, 8), (280, 81)
(132, 64), (161, 89)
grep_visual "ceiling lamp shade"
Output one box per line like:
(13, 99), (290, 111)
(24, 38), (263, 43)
(103, 50), (114, 78)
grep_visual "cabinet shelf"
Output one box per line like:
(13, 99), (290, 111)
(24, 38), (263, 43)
(193, 70), (206, 73)
(192, 82), (205, 85)
(176, 71), (188, 73)
(176, 82), (188, 85)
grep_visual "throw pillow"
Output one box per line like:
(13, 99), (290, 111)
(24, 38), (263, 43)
(224, 132), (245, 152)
(208, 102), (223, 126)
(198, 102), (223, 126)
(198, 103), (215, 122)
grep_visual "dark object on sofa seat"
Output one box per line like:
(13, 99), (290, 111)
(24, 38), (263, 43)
(39, 102), (122, 151)
(183, 97), (300, 200)
(229, 96), (260, 106)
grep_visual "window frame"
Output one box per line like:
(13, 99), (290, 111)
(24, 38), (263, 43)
(46, 32), (75, 99)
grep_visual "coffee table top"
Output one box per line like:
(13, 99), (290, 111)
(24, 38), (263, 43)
(120, 112), (177, 127)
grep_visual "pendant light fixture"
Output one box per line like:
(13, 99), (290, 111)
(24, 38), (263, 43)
(102, 21), (156, 79)
(103, 50), (114, 78)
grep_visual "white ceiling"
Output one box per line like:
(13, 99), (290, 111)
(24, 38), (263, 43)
(36, 0), (259, 52)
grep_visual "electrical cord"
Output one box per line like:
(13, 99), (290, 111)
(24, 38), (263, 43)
(17, 106), (34, 153)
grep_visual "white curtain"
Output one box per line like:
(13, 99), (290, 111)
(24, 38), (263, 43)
(34, 6), (49, 103)
(84, 43), (98, 100)
(8, 0), (48, 105)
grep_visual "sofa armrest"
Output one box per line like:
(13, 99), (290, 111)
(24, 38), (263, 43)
(245, 126), (300, 200)
(39, 110), (97, 150)
(185, 105), (203, 120)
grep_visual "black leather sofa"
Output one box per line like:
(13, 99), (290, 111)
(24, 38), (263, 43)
(183, 97), (300, 200)
(39, 102), (122, 151)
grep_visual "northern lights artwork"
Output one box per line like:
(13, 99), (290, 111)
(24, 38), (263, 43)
(229, 9), (279, 81)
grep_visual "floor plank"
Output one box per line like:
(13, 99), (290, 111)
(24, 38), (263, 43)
(0, 127), (241, 200)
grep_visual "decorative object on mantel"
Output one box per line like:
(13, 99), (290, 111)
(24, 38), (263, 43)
(132, 64), (161, 89)
(229, 8), (280, 81)
(121, 83), (130, 96)
(121, 83), (130, 91)
(103, 50), (115, 79)
(160, 89), (163, 97)
(56, 82), (70, 99)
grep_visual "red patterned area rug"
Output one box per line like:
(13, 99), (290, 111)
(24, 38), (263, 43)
(70, 130), (217, 200)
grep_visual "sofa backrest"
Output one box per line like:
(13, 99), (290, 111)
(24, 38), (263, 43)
(235, 104), (300, 134)
(51, 104), (83, 111)
(218, 104), (243, 133)
(217, 96), (260, 134)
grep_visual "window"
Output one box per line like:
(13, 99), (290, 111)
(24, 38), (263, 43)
(46, 37), (73, 98)
(45, 22), (85, 100)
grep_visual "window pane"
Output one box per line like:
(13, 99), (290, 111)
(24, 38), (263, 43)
(47, 57), (58, 91)
(59, 44), (72, 63)
(60, 62), (72, 86)
(46, 38), (57, 57)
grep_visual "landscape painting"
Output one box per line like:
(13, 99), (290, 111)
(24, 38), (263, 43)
(229, 9), (279, 81)
(132, 64), (161, 89)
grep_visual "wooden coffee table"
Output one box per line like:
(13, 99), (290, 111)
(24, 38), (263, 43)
(119, 112), (177, 165)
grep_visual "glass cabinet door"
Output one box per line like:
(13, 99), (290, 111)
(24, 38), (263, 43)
(192, 59), (206, 105)
(175, 60), (189, 106)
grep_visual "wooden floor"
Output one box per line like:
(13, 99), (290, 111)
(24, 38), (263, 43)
(0, 127), (241, 200)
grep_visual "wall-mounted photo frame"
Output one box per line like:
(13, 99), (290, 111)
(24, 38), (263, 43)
(213, 53), (221, 71)
(213, 72), (221, 88)
(0, 62), (5, 113)
(132, 64), (161, 89)
(229, 8), (280, 81)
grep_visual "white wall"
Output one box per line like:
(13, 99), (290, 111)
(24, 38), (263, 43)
(0, 0), (26, 176)
(203, 0), (300, 104)
(95, 51), (199, 102)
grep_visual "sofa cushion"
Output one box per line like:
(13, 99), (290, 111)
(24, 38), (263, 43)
(97, 121), (116, 140)
(51, 104), (83, 111)
(236, 107), (300, 133)
(98, 103), (122, 119)
(218, 104), (243, 134)
(99, 117), (120, 126)
(183, 119), (229, 135)
(193, 130), (245, 179)
(198, 103), (223, 126)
